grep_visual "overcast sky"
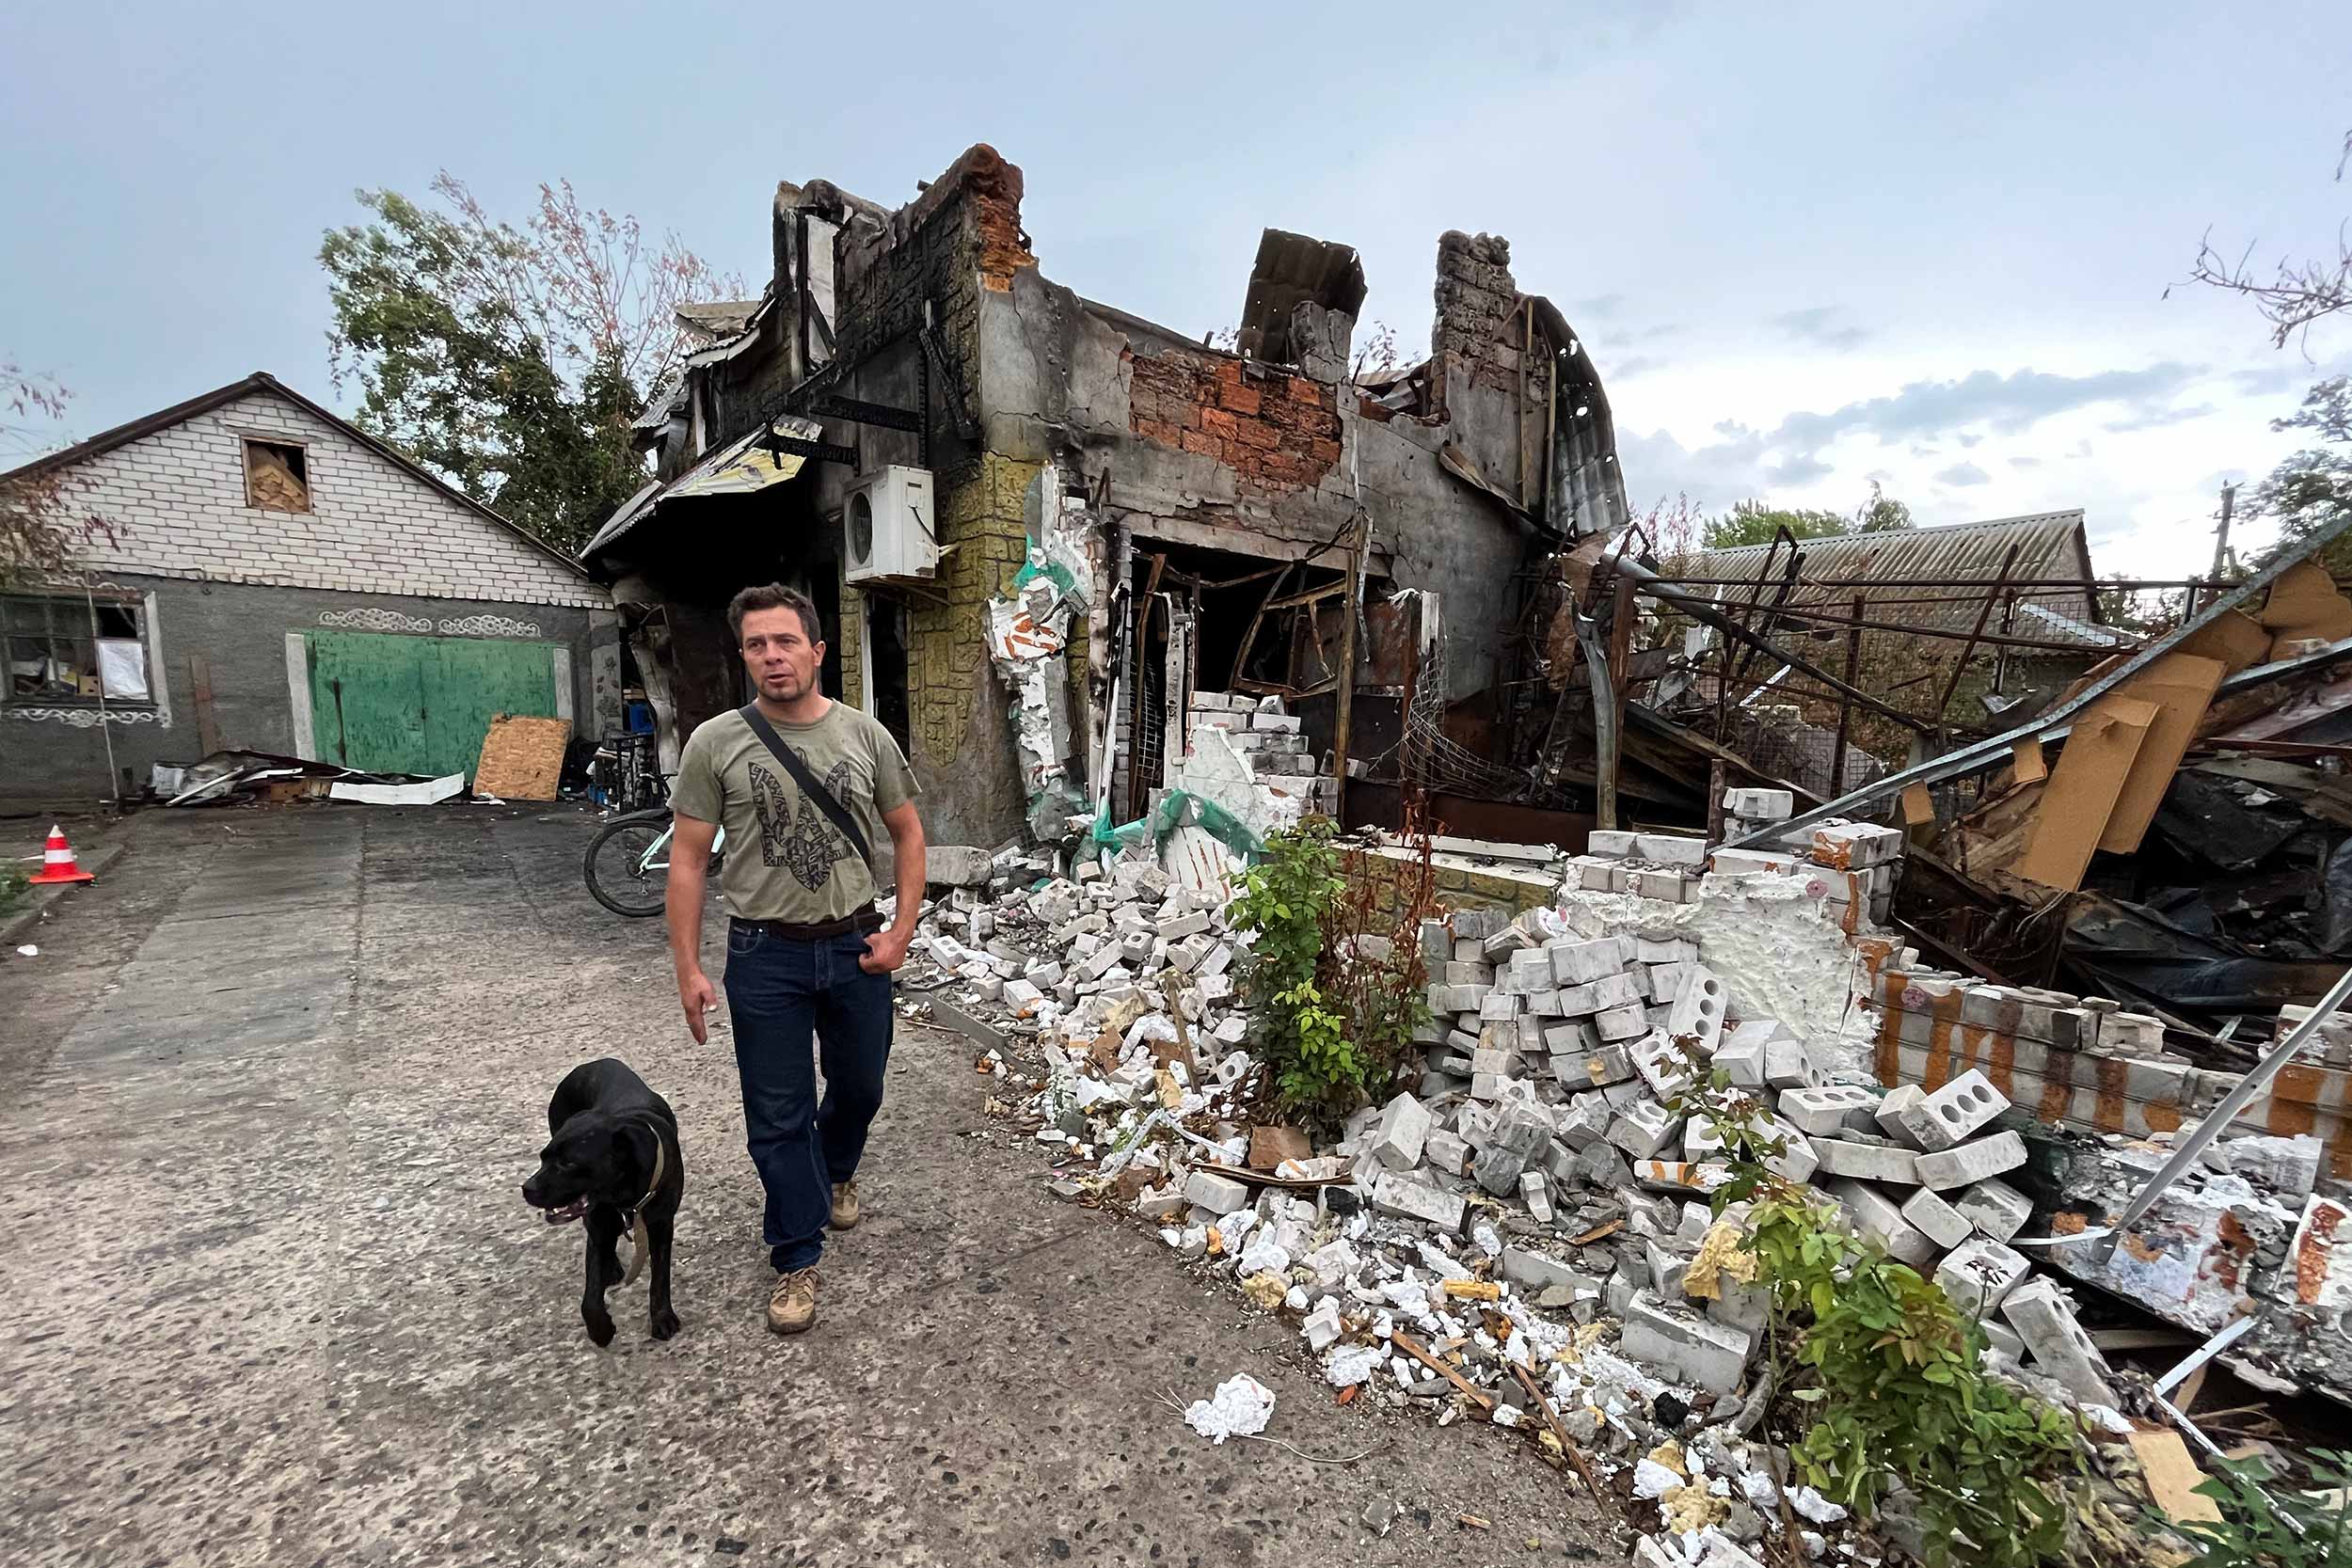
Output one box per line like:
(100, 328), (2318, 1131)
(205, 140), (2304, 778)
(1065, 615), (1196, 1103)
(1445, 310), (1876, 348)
(5, 2), (2345, 577)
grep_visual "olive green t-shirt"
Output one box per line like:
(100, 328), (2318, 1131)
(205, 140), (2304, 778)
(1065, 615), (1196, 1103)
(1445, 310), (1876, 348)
(670, 702), (918, 924)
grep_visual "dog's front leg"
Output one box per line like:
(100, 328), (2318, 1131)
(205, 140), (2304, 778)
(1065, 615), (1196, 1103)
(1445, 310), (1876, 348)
(580, 1208), (621, 1346)
(646, 1204), (680, 1340)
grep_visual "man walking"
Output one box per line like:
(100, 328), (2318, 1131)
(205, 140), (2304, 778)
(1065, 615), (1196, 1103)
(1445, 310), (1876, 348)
(666, 583), (926, 1335)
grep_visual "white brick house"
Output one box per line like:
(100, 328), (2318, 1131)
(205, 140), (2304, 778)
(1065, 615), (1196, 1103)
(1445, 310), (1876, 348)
(2, 372), (620, 806)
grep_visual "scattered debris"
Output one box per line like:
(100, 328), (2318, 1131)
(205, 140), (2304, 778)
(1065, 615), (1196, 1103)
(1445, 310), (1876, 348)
(1179, 1374), (1276, 1444)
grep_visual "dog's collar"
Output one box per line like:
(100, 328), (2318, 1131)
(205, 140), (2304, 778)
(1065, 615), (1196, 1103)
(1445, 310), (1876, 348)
(620, 1123), (667, 1224)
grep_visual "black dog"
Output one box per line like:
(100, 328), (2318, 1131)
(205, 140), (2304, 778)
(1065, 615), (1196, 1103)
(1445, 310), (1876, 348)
(521, 1057), (684, 1345)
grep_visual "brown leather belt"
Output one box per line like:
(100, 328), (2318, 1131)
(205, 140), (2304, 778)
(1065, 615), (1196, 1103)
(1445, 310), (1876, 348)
(733, 905), (883, 941)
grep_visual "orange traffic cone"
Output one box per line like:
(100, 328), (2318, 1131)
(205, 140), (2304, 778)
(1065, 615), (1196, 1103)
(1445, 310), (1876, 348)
(28, 824), (94, 885)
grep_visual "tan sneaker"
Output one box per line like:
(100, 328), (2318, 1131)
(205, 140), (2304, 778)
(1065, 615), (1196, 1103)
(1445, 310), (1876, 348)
(830, 1180), (861, 1230)
(767, 1266), (818, 1336)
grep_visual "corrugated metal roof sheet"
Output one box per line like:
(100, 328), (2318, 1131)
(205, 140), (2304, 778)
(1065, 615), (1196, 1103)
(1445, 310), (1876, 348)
(1670, 511), (2124, 650)
(580, 416), (822, 564)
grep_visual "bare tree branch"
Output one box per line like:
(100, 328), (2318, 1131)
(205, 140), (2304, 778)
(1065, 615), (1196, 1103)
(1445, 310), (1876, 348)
(2186, 130), (2352, 352)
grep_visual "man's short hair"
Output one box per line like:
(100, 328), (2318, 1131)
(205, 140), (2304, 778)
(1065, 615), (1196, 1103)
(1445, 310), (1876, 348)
(727, 583), (823, 645)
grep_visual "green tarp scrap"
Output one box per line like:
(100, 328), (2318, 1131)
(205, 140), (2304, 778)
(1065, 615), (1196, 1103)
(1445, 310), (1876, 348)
(1087, 789), (1263, 863)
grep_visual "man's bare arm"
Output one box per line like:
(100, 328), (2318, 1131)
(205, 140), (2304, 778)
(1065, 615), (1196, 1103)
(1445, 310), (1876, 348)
(861, 800), (926, 974)
(667, 812), (722, 1041)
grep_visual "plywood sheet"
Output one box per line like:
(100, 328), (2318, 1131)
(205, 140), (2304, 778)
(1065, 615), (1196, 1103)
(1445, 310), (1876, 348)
(2257, 561), (2352, 631)
(2010, 737), (2047, 784)
(2013, 697), (2159, 892)
(2096, 654), (2227, 855)
(2126, 1428), (2222, 1524)
(2175, 608), (2272, 674)
(473, 714), (571, 800)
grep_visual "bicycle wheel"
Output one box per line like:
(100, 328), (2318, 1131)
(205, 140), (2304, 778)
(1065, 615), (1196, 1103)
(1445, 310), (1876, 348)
(583, 811), (675, 918)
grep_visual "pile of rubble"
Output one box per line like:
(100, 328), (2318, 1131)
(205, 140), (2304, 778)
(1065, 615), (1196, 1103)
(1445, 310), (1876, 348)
(906, 791), (2203, 1564)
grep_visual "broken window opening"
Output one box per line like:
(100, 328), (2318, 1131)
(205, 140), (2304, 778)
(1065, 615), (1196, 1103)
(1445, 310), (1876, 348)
(864, 594), (912, 758)
(3, 593), (152, 706)
(242, 438), (310, 513)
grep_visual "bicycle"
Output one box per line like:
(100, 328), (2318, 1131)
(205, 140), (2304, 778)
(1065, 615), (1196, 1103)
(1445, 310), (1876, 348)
(582, 808), (727, 918)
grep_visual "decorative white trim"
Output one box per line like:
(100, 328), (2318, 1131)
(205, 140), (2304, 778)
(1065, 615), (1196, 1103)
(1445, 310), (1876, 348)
(3, 706), (165, 727)
(551, 647), (574, 724)
(319, 607), (431, 632)
(286, 633), (317, 760)
(437, 613), (542, 638)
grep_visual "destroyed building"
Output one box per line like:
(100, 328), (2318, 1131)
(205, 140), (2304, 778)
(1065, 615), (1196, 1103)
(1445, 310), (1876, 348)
(580, 145), (1627, 849)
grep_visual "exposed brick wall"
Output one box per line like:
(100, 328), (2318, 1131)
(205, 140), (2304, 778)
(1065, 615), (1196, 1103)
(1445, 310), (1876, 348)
(1433, 230), (1522, 392)
(61, 389), (606, 608)
(1126, 353), (1342, 493)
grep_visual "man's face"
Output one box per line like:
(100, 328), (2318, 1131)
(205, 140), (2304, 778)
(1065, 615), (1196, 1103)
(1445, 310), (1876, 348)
(739, 605), (823, 704)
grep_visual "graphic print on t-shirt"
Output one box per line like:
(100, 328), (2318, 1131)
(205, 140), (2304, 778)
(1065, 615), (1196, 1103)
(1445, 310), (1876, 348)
(748, 757), (859, 891)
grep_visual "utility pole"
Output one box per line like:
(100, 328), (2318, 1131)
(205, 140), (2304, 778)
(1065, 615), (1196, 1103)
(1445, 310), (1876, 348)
(2211, 482), (2237, 580)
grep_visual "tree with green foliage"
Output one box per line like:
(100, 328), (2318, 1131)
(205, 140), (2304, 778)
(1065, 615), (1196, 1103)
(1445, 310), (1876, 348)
(321, 176), (741, 555)
(2249, 376), (2352, 577)
(1701, 483), (1913, 550)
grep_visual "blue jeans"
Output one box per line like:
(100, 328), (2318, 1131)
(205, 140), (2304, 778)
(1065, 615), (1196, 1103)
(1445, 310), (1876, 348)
(722, 920), (895, 1273)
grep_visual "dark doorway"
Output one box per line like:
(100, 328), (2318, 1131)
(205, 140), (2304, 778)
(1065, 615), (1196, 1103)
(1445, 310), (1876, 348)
(866, 595), (912, 756)
(810, 569), (844, 701)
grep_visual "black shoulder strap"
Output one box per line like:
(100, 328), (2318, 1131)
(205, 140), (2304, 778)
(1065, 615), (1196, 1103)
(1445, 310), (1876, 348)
(736, 704), (874, 872)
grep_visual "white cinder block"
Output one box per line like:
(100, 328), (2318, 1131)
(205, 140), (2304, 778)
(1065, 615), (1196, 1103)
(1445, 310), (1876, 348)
(1894, 1069), (2010, 1152)
(1915, 1131), (2027, 1192)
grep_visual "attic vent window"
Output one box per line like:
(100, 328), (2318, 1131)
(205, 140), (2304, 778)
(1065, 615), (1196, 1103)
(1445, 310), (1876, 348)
(243, 438), (310, 513)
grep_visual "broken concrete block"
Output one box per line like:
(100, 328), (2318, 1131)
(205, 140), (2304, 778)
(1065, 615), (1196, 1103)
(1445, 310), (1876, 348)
(1894, 1068), (2010, 1152)
(1915, 1130), (2026, 1192)
(1501, 1245), (1587, 1291)
(2000, 1277), (2117, 1405)
(1764, 1036), (1818, 1090)
(1811, 821), (1905, 869)
(1810, 1137), (1922, 1185)
(1422, 1128), (1470, 1176)
(1552, 980), (1603, 1017)
(1953, 1177), (2034, 1243)
(1666, 965), (1728, 1050)
(1646, 1239), (1691, 1298)
(1184, 1168), (1251, 1213)
(1370, 1172), (1467, 1232)
(1777, 1085), (1880, 1136)
(1303, 1294), (1344, 1353)
(1554, 1093), (1615, 1150)
(1593, 971), (1645, 1011)
(1900, 1186), (1973, 1250)
(1370, 1092), (1431, 1168)
(1825, 1178), (1939, 1267)
(1621, 1291), (1755, 1394)
(1000, 979), (1046, 1017)
(1520, 1169), (1554, 1223)
(1482, 925), (1537, 962)
(1585, 830), (1638, 857)
(1631, 1032), (1694, 1099)
(1874, 1083), (1928, 1148)
(1935, 1238), (2031, 1317)
(928, 845), (995, 886)
(1549, 937), (1632, 987)
(1608, 1099), (1685, 1160)
(1478, 991), (1525, 1023)
(1630, 867), (1692, 903)
(1554, 1039), (1628, 1088)
(1713, 1031), (1767, 1090)
(2215, 1133), (2324, 1200)
(1723, 787), (1794, 819)
(1634, 832), (1709, 866)
(1595, 1004), (1650, 1042)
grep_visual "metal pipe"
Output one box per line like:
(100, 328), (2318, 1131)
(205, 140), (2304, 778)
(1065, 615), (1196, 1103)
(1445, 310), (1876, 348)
(1330, 512), (1365, 825)
(2086, 965), (2352, 1264)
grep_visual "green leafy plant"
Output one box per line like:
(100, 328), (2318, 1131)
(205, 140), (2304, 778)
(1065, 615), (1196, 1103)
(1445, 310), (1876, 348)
(1227, 817), (1432, 1116)
(1674, 1059), (2083, 1567)
(2169, 1449), (2352, 1567)
(0, 861), (27, 915)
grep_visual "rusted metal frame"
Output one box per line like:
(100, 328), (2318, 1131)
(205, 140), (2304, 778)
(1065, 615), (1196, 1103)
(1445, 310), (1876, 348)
(1721, 503), (2352, 849)
(1575, 608), (1619, 831)
(1259, 581), (1347, 613)
(1195, 564), (1288, 593)
(1992, 588), (2019, 701)
(1733, 604), (2109, 657)
(1227, 562), (1296, 696)
(1831, 595), (1864, 797)
(1125, 554), (1167, 820)
(1611, 552), (1932, 736)
(1655, 574), (2204, 591)
(1931, 542), (2023, 731)
(1726, 535), (1804, 692)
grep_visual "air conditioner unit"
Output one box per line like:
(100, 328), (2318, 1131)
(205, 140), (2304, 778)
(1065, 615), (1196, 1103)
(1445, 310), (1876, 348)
(843, 465), (937, 584)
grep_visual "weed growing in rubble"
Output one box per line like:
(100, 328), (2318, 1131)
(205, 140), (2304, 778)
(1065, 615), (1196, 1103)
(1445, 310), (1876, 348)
(0, 861), (25, 915)
(1228, 818), (1432, 1116)
(2168, 1448), (2352, 1567)
(1676, 1065), (2083, 1568)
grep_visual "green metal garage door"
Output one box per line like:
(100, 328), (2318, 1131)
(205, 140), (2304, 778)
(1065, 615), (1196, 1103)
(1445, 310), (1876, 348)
(304, 630), (559, 778)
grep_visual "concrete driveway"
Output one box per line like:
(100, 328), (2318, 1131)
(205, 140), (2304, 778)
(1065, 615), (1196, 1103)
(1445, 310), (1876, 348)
(0, 807), (1621, 1568)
